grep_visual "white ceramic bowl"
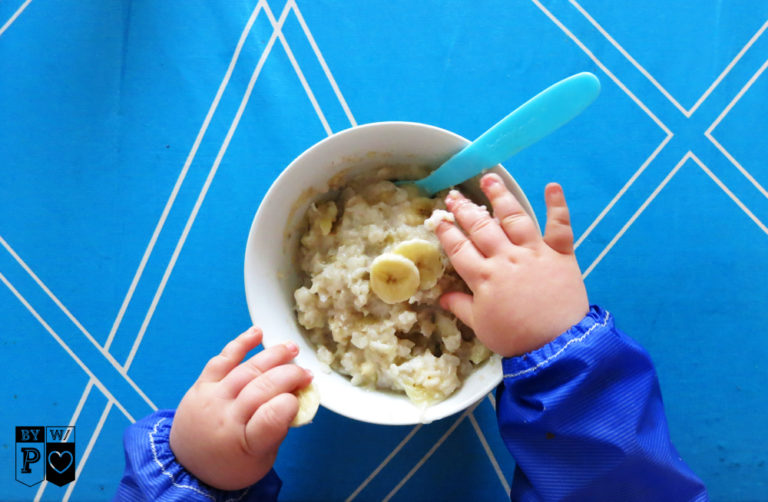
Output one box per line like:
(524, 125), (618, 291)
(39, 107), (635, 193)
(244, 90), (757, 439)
(244, 122), (538, 425)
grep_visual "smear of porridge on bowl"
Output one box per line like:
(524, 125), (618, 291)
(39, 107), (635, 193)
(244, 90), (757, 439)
(293, 166), (491, 405)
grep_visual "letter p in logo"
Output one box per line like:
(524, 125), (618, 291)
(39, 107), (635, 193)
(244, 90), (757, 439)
(16, 427), (45, 487)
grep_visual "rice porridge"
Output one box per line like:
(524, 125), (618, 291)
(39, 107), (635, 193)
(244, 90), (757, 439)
(293, 167), (492, 405)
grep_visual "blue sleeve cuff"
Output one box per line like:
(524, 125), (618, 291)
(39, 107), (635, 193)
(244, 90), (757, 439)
(501, 305), (612, 380)
(115, 410), (281, 502)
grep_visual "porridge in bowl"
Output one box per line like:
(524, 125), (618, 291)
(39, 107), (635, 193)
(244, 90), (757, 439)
(293, 167), (492, 405)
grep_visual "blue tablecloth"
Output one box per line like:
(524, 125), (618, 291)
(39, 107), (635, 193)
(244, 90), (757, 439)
(2, 1), (767, 500)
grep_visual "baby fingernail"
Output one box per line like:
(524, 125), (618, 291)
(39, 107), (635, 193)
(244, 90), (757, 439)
(285, 341), (299, 353)
(482, 175), (501, 190)
(447, 191), (470, 210)
(305, 368), (313, 378)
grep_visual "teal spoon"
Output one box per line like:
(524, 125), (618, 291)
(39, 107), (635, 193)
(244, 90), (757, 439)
(401, 72), (601, 196)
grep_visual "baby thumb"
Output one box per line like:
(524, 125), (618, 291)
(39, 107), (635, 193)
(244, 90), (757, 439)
(245, 393), (298, 455)
(440, 291), (475, 329)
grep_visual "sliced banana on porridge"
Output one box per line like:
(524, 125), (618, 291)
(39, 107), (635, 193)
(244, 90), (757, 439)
(369, 253), (421, 304)
(392, 239), (444, 290)
(291, 382), (320, 427)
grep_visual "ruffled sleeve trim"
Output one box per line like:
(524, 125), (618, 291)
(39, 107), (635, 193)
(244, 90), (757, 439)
(502, 305), (612, 381)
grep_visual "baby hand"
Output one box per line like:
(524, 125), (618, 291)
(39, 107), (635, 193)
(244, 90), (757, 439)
(435, 173), (589, 357)
(169, 328), (312, 490)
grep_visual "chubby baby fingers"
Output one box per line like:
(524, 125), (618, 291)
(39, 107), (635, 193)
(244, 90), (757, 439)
(244, 393), (299, 457)
(219, 342), (300, 398)
(434, 220), (485, 288)
(439, 291), (475, 330)
(445, 190), (509, 256)
(199, 327), (263, 383)
(233, 364), (312, 424)
(480, 173), (539, 247)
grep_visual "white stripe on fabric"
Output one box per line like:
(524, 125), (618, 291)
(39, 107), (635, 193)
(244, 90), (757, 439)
(503, 311), (611, 380)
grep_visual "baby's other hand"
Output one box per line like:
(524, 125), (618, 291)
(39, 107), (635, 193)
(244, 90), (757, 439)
(435, 173), (589, 357)
(169, 328), (312, 490)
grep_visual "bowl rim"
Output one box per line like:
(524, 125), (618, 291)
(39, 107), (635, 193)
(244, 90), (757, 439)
(243, 121), (535, 424)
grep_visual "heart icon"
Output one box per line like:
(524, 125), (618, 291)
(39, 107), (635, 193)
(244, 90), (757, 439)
(48, 450), (73, 474)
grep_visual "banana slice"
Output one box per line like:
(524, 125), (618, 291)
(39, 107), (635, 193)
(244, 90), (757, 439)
(405, 197), (436, 226)
(314, 201), (338, 236)
(370, 253), (421, 304)
(469, 343), (492, 365)
(291, 382), (320, 427)
(393, 239), (444, 289)
(401, 382), (442, 405)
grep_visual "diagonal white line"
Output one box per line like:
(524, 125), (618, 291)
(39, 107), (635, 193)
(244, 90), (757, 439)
(69, 380), (96, 429)
(690, 19), (768, 116)
(263, 2), (332, 135)
(705, 56), (768, 200)
(269, 6), (383, 500)
(62, 401), (114, 502)
(60, 2), (273, 489)
(124, 1), (293, 371)
(582, 153), (691, 279)
(468, 411), (510, 496)
(707, 135), (768, 200)
(0, 0), (32, 38)
(574, 135), (672, 249)
(0, 271), (135, 423)
(568, 0), (768, 205)
(0, 236), (101, 347)
(33, 379), (96, 502)
(582, 152), (768, 279)
(105, 0), (266, 350)
(486, 392), (496, 410)
(568, 0), (688, 116)
(0, 236), (158, 411)
(290, 0), (357, 127)
(531, 0), (671, 136)
(345, 425), (422, 502)
(689, 154), (768, 236)
(571, 3), (768, 118)
(382, 401), (481, 502)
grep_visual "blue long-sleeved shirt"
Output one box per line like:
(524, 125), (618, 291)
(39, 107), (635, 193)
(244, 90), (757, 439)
(115, 306), (707, 501)
(497, 305), (707, 501)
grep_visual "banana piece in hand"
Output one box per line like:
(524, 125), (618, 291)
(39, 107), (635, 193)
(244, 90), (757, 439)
(393, 239), (444, 290)
(291, 382), (320, 427)
(370, 253), (421, 303)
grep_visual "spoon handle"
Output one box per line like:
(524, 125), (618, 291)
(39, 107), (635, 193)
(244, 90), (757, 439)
(416, 72), (601, 195)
